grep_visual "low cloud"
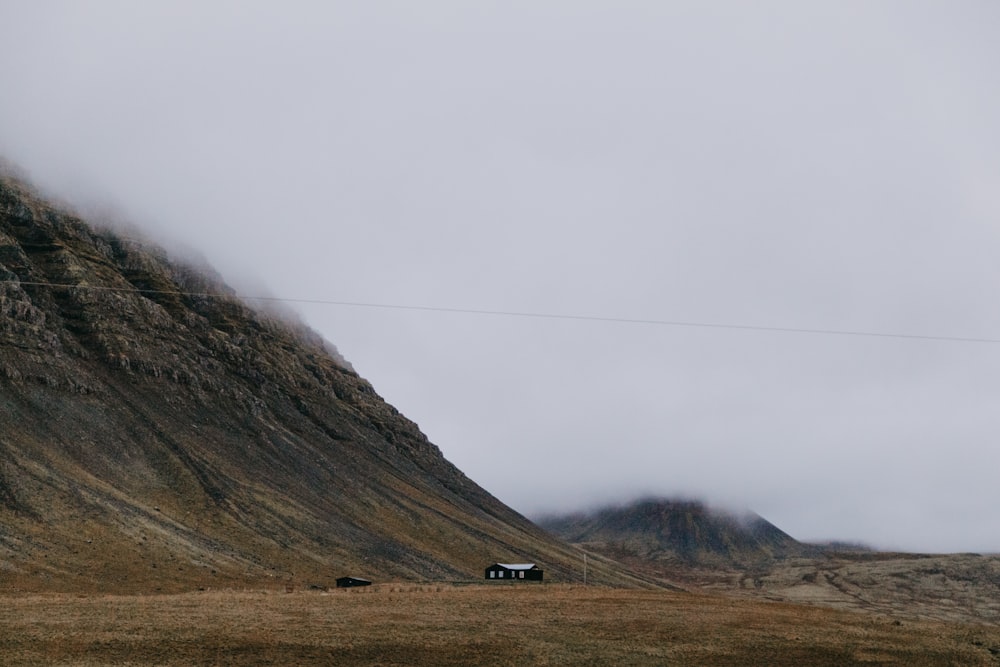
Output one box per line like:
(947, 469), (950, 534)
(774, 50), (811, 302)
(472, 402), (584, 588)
(1, 1), (999, 552)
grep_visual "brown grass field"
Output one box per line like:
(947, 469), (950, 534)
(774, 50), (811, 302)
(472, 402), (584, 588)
(2, 584), (999, 666)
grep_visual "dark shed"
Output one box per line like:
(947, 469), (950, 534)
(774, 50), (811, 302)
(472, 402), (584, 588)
(336, 576), (372, 588)
(485, 563), (543, 581)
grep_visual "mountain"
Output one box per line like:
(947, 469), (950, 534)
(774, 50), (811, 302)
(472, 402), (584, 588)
(538, 497), (818, 571)
(540, 498), (1000, 624)
(0, 170), (646, 592)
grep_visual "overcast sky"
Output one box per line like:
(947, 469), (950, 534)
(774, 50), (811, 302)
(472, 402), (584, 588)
(2, 1), (999, 552)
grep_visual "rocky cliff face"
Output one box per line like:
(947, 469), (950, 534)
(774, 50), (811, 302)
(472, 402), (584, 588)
(0, 172), (644, 592)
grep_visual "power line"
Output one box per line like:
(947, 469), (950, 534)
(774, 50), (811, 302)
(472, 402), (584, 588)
(4, 278), (999, 344)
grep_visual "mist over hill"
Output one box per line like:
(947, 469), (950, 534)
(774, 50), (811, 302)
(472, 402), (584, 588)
(538, 497), (817, 569)
(540, 497), (1000, 624)
(0, 170), (647, 592)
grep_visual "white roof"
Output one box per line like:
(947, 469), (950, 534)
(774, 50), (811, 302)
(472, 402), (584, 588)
(494, 563), (537, 570)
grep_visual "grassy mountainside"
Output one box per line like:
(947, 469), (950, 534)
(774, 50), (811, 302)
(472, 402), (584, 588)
(0, 172), (646, 592)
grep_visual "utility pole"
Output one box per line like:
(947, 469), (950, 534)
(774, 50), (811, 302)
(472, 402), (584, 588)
(583, 552), (587, 585)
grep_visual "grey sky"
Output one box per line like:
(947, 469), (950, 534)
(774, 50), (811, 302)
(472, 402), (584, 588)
(2, 1), (999, 552)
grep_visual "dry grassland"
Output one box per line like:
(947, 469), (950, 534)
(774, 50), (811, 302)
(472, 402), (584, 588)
(2, 584), (999, 666)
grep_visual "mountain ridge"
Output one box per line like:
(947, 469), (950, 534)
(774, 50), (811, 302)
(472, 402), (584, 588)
(0, 171), (649, 592)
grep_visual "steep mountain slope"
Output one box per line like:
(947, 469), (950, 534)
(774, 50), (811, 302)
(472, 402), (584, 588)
(538, 497), (818, 570)
(0, 172), (644, 592)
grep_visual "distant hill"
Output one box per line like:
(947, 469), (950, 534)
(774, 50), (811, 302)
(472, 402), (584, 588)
(540, 498), (1000, 624)
(0, 170), (649, 592)
(538, 497), (818, 570)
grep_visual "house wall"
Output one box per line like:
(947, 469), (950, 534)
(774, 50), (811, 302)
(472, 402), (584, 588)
(485, 565), (543, 581)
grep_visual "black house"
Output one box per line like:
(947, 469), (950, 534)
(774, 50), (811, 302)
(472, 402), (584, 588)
(485, 563), (543, 581)
(336, 576), (372, 588)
